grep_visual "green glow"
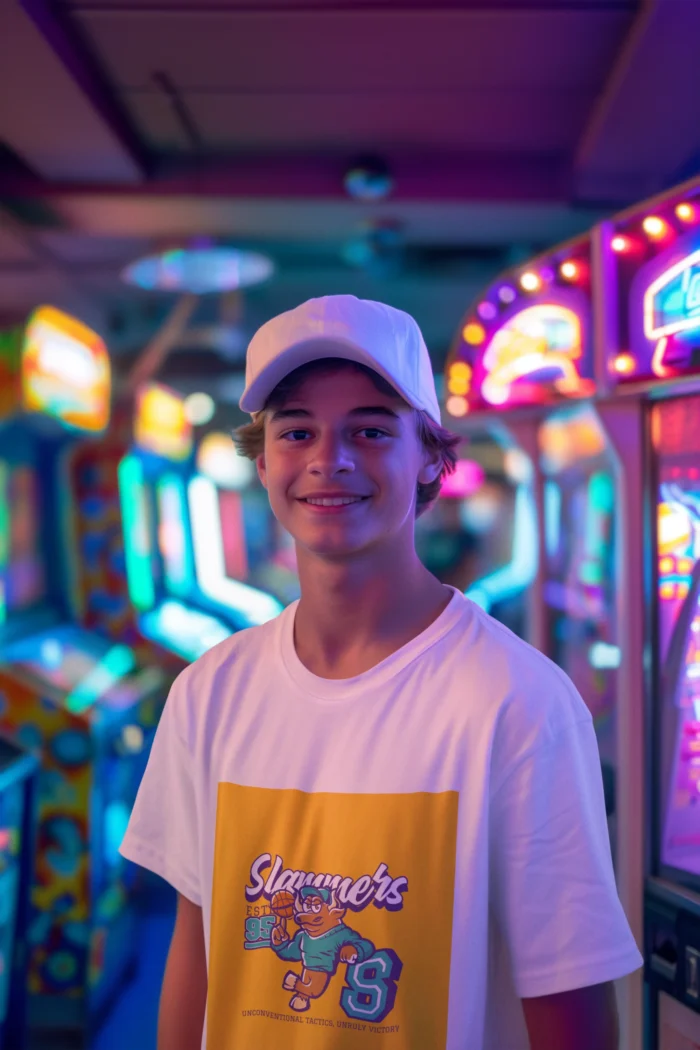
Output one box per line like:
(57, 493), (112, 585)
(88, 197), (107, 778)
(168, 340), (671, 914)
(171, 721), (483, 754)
(0, 461), (8, 626)
(65, 644), (137, 714)
(156, 473), (193, 597)
(118, 455), (155, 612)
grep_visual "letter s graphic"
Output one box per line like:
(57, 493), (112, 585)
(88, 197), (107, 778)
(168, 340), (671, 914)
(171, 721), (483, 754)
(340, 950), (403, 1023)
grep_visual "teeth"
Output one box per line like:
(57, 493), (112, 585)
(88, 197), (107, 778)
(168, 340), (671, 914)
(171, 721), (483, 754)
(305, 497), (364, 506)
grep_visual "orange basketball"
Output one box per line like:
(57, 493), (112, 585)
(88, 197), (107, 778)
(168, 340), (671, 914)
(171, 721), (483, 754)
(271, 890), (295, 919)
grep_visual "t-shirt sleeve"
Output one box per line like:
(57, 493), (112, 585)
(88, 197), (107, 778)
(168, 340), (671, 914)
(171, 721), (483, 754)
(489, 715), (642, 999)
(119, 676), (202, 906)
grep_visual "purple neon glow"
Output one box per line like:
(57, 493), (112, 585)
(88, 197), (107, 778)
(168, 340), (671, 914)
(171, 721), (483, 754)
(477, 301), (497, 321)
(440, 459), (486, 498)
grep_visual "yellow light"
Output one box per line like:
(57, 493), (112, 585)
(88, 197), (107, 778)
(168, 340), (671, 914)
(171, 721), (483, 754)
(611, 235), (630, 253)
(446, 395), (469, 418)
(449, 361), (472, 380)
(643, 215), (667, 239)
(660, 582), (675, 599)
(659, 557), (674, 574)
(679, 558), (694, 575)
(560, 261), (578, 281)
(520, 271), (541, 292)
(463, 322), (486, 346)
(447, 375), (469, 396)
(678, 582), (690, 599)
(612, 353), (636, 375)
(676, 202), (696, 222)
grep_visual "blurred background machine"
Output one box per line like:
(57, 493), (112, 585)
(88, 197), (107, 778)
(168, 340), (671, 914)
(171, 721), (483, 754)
(0, 307), (168, 1044)
(600, 176), (700, 1050)
(118, 381), (284, 665)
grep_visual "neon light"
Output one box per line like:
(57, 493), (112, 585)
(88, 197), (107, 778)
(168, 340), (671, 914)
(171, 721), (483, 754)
(481, 303), (585, 405)
(447, 375), (469, 396)
(612, 353), (636, 375)
(135, 383), (193, 461)
(560, 261), (578, 281)
(644, 248), (700, 343)
(463, 322), (486, 346)
(118, 455), (156, 612)
(643, 215), (667, 239)
(449, 362), (472, 380)
(188, 475), (282, 625)
(677, 203), (697, 223)
(64, 644), (136, 714)
(446, 396), (468, 417)
(21, 306), (110, 432)
(197, 432), (255, 490)
(184, 392), (215, 425)
(498, 286), (516, 304)
(651, 336), (673, 378)
(477, 301), (497, 321)
(466, 483), (538, 611)
(440, 460), (485, 499)
(156, 474), (192, 597)
(140, 599), (231, 662)
(611, 235), (630, 253)
(520, 272), (541, 292)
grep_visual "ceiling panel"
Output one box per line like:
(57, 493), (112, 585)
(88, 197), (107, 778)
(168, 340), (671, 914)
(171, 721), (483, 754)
(50, 195), (600, 244)
(76, 9), (632, 93)
(167, 89), (591, 153)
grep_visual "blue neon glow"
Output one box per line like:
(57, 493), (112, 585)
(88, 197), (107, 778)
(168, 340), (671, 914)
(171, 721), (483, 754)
(466, 483), (538, 611)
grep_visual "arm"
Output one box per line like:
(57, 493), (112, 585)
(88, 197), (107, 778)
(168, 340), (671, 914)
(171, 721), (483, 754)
(522, 980), (619, 1050)
(158, 893), (208, 1050)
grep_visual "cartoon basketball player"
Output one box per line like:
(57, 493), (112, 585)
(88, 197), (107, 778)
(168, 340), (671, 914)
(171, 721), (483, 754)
(270, 886), (375, 1012)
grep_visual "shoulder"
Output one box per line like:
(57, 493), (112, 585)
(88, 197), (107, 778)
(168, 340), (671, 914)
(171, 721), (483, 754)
(458, 601), (593, 760)
(163, 610), (288, 738)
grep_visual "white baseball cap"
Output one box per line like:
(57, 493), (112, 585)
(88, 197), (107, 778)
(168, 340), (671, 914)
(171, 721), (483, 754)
(239, 294), (441, 424)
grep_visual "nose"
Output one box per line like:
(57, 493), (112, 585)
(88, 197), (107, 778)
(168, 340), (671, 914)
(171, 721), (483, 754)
(307, 430), (355, 477)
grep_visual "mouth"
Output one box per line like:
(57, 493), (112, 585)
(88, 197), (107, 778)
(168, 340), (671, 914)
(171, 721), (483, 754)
(297, 496), (370, 511)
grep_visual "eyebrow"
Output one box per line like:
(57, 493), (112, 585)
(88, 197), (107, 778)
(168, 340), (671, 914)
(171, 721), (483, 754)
(269, 405), (402, 423)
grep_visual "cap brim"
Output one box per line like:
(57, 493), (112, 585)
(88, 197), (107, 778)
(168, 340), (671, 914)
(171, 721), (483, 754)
(239, 336), (415, 414)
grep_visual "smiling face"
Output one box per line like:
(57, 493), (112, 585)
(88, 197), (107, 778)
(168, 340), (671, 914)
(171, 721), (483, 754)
(256, 365), (441, 563)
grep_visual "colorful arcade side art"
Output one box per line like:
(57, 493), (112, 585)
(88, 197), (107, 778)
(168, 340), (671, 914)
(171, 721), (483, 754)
(0, 307), (168, 1042)
(0, 736), (37, 1050)
(446, 236), (595, 419)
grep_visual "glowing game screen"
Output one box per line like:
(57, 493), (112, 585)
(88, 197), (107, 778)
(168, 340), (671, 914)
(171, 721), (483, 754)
(134, 384), (192, 462)
(605, 183), (700, 385)
(21, 306), (110, 433)
(445, 237), (595, 415)
(654, 396), (700, 879)
(0, 462), (46, 619)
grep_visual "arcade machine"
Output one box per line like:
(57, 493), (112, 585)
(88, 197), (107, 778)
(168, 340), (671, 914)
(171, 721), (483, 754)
(445, 234), (642, 1050)
(0, 306), (169, 1042)
(0, 735), (38, 1050)
(119, 382), (283, 666)
(600, 176), (700, 1049)
(190, 430), (300, 611)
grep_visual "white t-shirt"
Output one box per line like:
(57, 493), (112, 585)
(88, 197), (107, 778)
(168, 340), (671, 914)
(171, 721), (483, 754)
(120, 588), (642, 1050)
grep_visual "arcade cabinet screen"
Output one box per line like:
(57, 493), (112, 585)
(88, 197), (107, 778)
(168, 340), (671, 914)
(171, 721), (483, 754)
(0, 463), (46, 616)
(218, 489), (248, 581)
(656, 395), (700, 877)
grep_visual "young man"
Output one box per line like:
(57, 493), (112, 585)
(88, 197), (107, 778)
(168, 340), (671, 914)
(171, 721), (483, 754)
(120, 295), (642, 1050)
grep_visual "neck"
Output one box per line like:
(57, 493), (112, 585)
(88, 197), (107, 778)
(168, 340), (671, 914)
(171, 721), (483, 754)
(293, 544), (451, 678)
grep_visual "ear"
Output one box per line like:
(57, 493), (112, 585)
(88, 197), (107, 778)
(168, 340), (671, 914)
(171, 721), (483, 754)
(256, 452), (268, 490)
(417, 450), (442, 487)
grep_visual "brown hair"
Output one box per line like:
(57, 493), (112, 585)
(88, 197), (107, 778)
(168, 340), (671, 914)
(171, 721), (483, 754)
(232, 358), (461, 516)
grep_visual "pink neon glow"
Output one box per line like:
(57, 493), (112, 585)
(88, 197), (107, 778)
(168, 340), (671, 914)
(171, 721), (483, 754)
(440, 459), (485, 498)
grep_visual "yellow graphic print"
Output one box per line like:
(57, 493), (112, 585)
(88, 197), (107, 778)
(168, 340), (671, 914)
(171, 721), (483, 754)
(207, 785), (459, 1049)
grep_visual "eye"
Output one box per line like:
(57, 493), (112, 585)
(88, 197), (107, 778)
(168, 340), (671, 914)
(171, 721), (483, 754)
(280, 428), (310, 442)
(357, 427), (389, 440)
(311, 902), (322, 913)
